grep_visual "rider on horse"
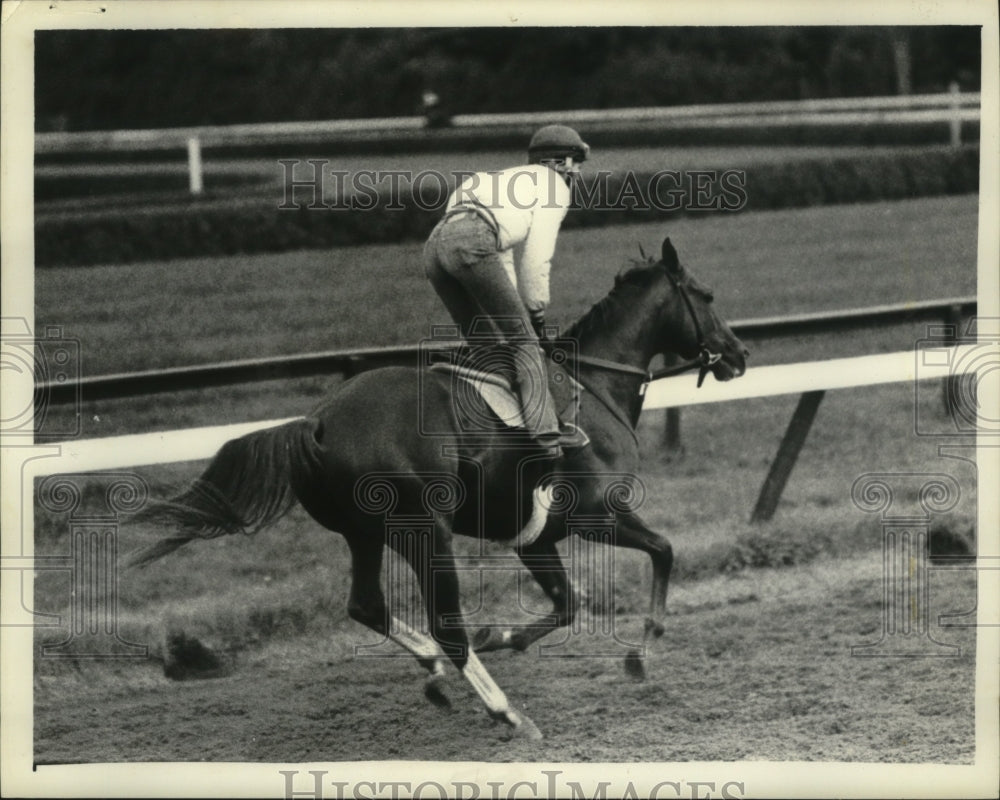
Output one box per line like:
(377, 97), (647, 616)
(423, 124), (590, 458)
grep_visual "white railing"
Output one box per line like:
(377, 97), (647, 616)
(35, 89), (980, 152)
(29, 345), (982, 476)
(451, 88), (980, 127)
(35, 89), (980, 196)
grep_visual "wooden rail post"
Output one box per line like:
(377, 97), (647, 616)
(942, 302), (964, 416)
(660, 353), (684, 458)
(663, 408), (683, 459)
(750, 390), (825, 523)
(948, 81), (962, 147)
(340, 356), (363, 380)
(187, 136), (203, 195)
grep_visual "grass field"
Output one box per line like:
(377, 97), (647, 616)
(29, 193), (982, 763)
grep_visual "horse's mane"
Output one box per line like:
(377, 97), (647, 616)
(564, 256), (662, 342)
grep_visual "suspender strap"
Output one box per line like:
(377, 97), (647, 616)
(444, 201), (502, 246)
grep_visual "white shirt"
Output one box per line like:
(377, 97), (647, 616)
(447, 164), (571, 314)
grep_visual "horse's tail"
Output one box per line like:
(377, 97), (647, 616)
(125, 417), (325, 569)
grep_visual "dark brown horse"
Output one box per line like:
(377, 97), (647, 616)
(128, 236), (748, 740)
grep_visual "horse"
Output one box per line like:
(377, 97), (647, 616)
(127, 236), (748, 740)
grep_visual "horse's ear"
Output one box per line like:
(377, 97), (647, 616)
(637, 243), (648, 261)
(661, 237), (679, 270)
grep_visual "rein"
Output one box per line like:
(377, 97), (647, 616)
(543, 345), (645, 447)
(555, 267), (723, 389)
(568, 360), (643, 448)
(571, 353), (650, 381)
(548, 267), (723, 444)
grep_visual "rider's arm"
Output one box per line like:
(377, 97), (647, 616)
(517, 174), (570, 319)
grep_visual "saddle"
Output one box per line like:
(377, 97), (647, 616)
(427, 345), (584, 549)
(427, 344), (582, 431)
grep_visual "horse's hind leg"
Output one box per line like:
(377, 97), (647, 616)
(391, 519), (543, 740)
(344, 536), (450, 708)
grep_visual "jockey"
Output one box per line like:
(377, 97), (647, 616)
(423, 124), (590, 458)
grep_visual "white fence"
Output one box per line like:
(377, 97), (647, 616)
(29, 345), (981, 477)
(35, 89), (981, 152)
(35, 89), (980, 197)
(452, 89), (980, 129)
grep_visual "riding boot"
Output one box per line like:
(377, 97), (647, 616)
(512, 343), (588, 457)
(518, 385), (562, 456)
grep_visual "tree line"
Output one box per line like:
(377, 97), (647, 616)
(35, 26), (980, 132)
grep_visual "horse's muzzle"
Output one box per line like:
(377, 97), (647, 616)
(709, 342), (749, 382)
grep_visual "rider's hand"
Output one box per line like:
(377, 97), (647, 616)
(529, 310), (546, 340)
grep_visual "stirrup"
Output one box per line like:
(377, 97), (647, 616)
(557, 422), (590, 450)
(536, 423), (590, 456)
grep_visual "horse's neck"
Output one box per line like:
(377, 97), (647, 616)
(573, 303), (661, 427)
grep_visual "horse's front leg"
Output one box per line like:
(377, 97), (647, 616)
(613, 511), (674, 678)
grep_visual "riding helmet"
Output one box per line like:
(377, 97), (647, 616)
(528, 125), (590, 164)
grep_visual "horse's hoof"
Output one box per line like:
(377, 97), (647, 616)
(424, 675), (451, 709)
(505, 711), (544, 741)
(473, 626), (511, 652)
(624, 648), (646, 681)
(644, 618), (666, 639)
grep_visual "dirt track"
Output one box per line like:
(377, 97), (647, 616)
(33, 555), (976, 766)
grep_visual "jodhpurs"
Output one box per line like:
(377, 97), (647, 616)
(423, 211), (560, 441)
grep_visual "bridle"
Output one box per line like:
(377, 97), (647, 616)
(552, 263), (725, 443)
(563, 264), (724, 389)
(656, 268), (723, 388)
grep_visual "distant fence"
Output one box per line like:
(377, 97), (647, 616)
(36, 89), (980, 195)
(450, 89), (979, 133)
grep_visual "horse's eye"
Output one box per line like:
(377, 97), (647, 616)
(693, 282), (714, 302)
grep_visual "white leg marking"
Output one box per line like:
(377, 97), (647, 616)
(385, 617), (541, 737)
(462, 650), (512, 715)
(511, 483), (551, 549)
(388, 616), (446, 660)
(429, 659), (446, 678)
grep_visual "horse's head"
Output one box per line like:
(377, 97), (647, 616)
(649, 237), (748, 383)
(568, 238), (748, 384)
